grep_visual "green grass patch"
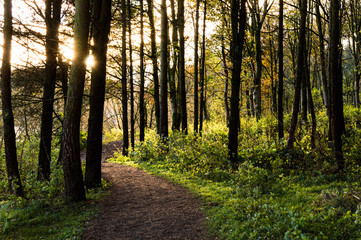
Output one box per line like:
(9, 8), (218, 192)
(110, 124), (361, 239)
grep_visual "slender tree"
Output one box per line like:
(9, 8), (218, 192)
(147, 0), (160, 133)
(178, 0), (187, 133)
(122, 0), (129, 155)
(85, 0), (112, 188)
(194, 0), (200, 132)
(159, 0), (168, 138)
(228, 0), (247, 166)
(1, 0), (24, 197)
(199, 0), (207, 133)
(140, 0), (145, 141)
(287, 0), (307, 150)
(277, 0), (284, 139)
(129, 0), (135, 148)
(61, 0), (90, 201)
(329, 0), (345, 172)
(38, 0), (61, 181)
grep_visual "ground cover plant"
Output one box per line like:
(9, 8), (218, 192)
(0, 138), (107, 240)
(112, 109), (361, 239)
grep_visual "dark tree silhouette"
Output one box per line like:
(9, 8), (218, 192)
(1, 0), (24, 197)
(85, 0), (112, 188)
(61, 0), (90, 201)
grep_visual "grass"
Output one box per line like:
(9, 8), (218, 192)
(109, 121), (361, 239)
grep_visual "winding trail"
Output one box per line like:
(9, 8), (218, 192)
(82, 141), (210, 240)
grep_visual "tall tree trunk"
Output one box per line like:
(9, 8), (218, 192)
(178, 0), (187, 133)
(254, 26), (262, 120)
(159, 0), (169, 138)
(287, 0), (307, 150)
(221, 6), (230, 125)
(38, 0), (61, 181)
(62, 0), (90, 201)
(129, 0), (135, 148)
(140, 0), (145, 141)
(85, 0), (112, 188)
(278, 0), (284, 139)
(306, 55), (317, 149)
(122, 0), (129, 155)
(1, 0), (24, 197)
(169, 0), (180, 131)
(228, 0), (247, 167)
(315, 0), (329, 112)
(194, 0), (200, 132)
(199, 0), (207, 134)
(147, 0), (160, 133)
(330, 0), (345, 172)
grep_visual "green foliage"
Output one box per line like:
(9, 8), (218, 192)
(112, 111), (361, 239)
(0, 137), (107, 239)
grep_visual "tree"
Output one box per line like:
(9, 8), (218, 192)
(199, 0), (207, 133)
(85, 0), (112, 188)
(140, 0), (145, 141)
(228, 0), (247, 166)
(1, 0), (24, 197)
(193, 0), (200, 132)
(146, 0), (160, 133)
(159, 0), (169, 138)
(61, 0), (90, 201)
(129, 0), (135, 148)
(287, 0), (307, 150)
(178, 0), (187, 133)
(278, 0), (284, 139)
(329, 0), (345, 172)
(38, 0), (61, 181)
(122, 0), (129, 155)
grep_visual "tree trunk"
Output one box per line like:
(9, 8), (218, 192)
(122, 0), (129, 155)
(178, 0), (187, 133)
(194, 0), (200, 132)
(128, 0), (135, 148)
(159, 0), (169, 138)
(287, 0), (307, 150)
(254, 26), (262, 120)
(140, 0), (145, 141)
(228, 0), (247, 167)
(278, 0), (284, 139)
(1, 0), (24, 197)
(199, 0), (207, 134)
(62, 0), (90, 201)
(221, 6), (230, 125)
(85, 0), (111, 189)
(147, 0), (160, 133)
(38, 0), (61, 181)
(329, 0), (345, 172)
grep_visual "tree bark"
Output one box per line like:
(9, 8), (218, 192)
(159, 0), (169, 138)
(228, 0), (247, 166)
(1, 0), (24, 197)
(147, 0), (160, 133)
(329, 0), (345, 172)
(62, 0), (90, 201)
(278, 0), (284, 139)
(129, 0), (135, 148)
(140, 0), (145, 141)
(122, 0), (129, 155)
(38, 0), (61, 181)
(199, 0), (207, 134)
(85, 0), (112, 188)
(194, 0), (200, 132)
(287, 0), (307, 150)
(178, 0), (187, 133)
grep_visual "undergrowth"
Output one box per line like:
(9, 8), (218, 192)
(111, 109), (361, 239)
(0, 137), (108, 239)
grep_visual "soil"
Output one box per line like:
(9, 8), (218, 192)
(82, 141), (211, 240)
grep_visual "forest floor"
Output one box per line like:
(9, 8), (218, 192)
(81, 141), (210, 240)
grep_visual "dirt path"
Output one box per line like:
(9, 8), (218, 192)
(82, 141), (210, 240)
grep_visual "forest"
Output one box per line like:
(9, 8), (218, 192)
(1, 0), (361, 238)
